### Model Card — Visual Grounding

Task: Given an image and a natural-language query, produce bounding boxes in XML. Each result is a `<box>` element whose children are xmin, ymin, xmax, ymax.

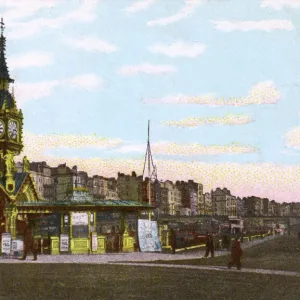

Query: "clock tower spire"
<box><xmin>0</xmin><ymin>18</ymin><xmax>14</xmax><ymax>91</ymax></box>
<box><xmin>0</xmin><ymin>18</ymin><xmax>24</xmax><ymax>194</ymax></box>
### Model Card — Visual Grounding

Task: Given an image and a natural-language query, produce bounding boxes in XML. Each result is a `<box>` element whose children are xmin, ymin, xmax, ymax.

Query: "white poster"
<box><xmin>91</xmin><ymin>233</ymin><xmax>98</xmax><ymax>251</ymax></box>
<box><xmin>72</xmin><ymin>213</ymin><xmax>88</xmax><ymax>225</ymax></box>
<box><xmin>1</xmin><ymin>233</ymin><xmax>11</xmax><ymax>254</ymax></box>
<box><xmin>60</xmin><ymin>234</ymin><xmax>69</xmax><ymax>252</ymax></box>
<box><xmin>138</xmin><ymin>220</ymin><xmax>162</xmax><ymax>252</ymax></box>
<box><xmin>12</xmin><ymin>239</ymin><xmax>24</xmax><ymax>251</ymax></box>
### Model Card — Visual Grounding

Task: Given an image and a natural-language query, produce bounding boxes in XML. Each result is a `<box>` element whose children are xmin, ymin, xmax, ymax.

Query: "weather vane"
<box><xmin>0</xmin><ymin>18</ymin><xmax>5</xmax><ymax>35</ymax></box>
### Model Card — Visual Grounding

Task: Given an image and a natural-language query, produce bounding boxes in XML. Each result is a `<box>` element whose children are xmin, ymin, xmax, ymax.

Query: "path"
<box><xmin>0</xmin><ymin>235</ymin><xmax>276</xmax><ymax>264</ymax></box>
<box><xmin>2</xmin><ymin>234</ymin><xmax>296</xmax><ymax>279</ymax></box>
<box><xmin>108</xmin><ymin>262</ymin><xmax>300</xmax><ymax>278</ymax></box>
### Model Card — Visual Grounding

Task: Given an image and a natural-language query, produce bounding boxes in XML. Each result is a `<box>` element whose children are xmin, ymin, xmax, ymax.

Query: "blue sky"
<box><xmin>1</xmin><ymin>0</ymin><xmax>300</xmax><ymax>202</ymax></box>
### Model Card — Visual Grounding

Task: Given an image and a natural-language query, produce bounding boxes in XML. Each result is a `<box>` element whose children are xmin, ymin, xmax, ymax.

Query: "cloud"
<box><xmin>65</xmin><ymin>36</ymin><xmax>117</xmax><ymax>53</ymax></box>
<box><xmin>115</xmin><ymin>141</ymin><xmax>258</xmax><ymax>156</ymax></box>
<box><xmin>161</xmin><ymin>114</ymin><xmax>253</xmax><ymax>127</ymax></box>
<box><xmin>285</xmin><ymin>127</ymin><xmax>300</xmax><ymax>149</ymax></box>
<box><xmin>5</xmin><ymin>0</ymin><xmax>100</xmax><ymax>39</ymax></box>
<box><xmin>15</xmin><ymin>80</ymin><xmax>60</xmax><ymax>107</ymax></box>
<box><xmin>8</xmin><ymin>51</ymin><xmax>53</xmax><ymax>70</ymax></box>
<box><xmin>144</xmin><ymin>81</ymin><xmax>280</xmax><ymax>106</ymax></box>
<box><xmin>147</xmin><ymin>0</ymin><xmax>201</xmax><ymax>27</ymax></box>
<box><xmin>261</xmin><ymin>0</ymin><xmax>300</xmax><ymax>10</ymax></box>
<box><xmin>124</xmin><ymin>0</ymin><xmax>156</xmax><ymax>13</ymax></box>
<box><xmin>152</xmin><ymin>141</ymin><xmax>258</xmax><ymax>156</ymax></box>
<box><xmin>1</xmin><ymin>0</ymin><xmax>58</xmax><ymax>22</ymax></box>
<box><xmin>211</xmin><ymin>20</ymin><xmax>294</xmax><ymax>32</ymax></box>
<box><xmin>19</xmin><ymin>132</ymin><xmax>123</xmax><ymax>160</ymax></box>
<box><xmin>148</xmin><ymin>41</ymin><xmax>206</xmax><ymax>58</ymax></box>
<box><xmin>117</xmin><ymin>64</ymin><xmax>177</xmax><ymax>75</ymax></box>
<box><xmin>62</xmin><ymin>74</ymin><xmax>104</xmax><ymax>90</ymax></box>
<box><xmin>15</xmin><ymin>73</ymin><xmax>104</xmax><ymax>106</ymax></box>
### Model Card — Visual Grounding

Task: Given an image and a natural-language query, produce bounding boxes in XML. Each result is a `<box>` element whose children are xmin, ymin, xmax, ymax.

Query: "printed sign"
<box><xmin>72</xmin><ymin>213</ymin><xmax>88</xmax><ymax>225</ymax></box>
<box><xmin>12</xmin><ymin>239</ymin><xmax>24</xmax><ymax>251</ymax></box>
<box><xmin>60</xmin><ymin>234</ymin><xmax>69</xmax><ymax>252</ymax></box>
<box><xmin>91</xmin><ymin>232</ymin><xmax>98</xmax><ymax>252</ymax></box>
<box><xmin>1</xmin><ymin>233</ymin><xmax>12</xmax><ymax>254</ymax></box>
<box><xmin>138</xmin><ymin>220</ymin><xmax>162</xmax><ymax>252</ymax></box>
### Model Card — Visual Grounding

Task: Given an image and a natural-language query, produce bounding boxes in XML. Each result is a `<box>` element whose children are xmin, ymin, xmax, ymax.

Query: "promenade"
<box><xmin>0</xmin><ymin>234</ymin><xmax>276</xmax><ymax>264</ymax></box>
<box><xmin>2</xmin><ymin>235</ymin><xmax>300</xmax><ymax>284</ymax></box>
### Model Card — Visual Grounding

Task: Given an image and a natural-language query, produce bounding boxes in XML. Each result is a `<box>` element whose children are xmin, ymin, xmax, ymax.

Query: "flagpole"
<box><xmin>148</xmin><ymin>120</ymin><xmax>151</xmax><ymax>221</ymax></box>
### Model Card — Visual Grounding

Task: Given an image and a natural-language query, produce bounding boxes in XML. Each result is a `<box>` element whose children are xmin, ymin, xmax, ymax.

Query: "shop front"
<box><xmin>14</xmin><ymin>200</ymin><xmax>153</xmax><ymax>255</ymax></box>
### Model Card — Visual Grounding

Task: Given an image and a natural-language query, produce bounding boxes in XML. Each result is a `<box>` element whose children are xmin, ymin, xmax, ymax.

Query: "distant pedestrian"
<box><xmin>169</xmin><ymin>229</ymin><xmax>177</xmax><ymax>254</ymax></box>
<box><xmin>19</xmin><ymin>224</ymin><xmax>38</xmax><ymax>261</ymax></box>
<box><xmin>204</xmin><ymin>233</ymin><xmax>214</xmax><ymax>258</ymax></box>
<box><xmin>298</xmin><ymin>232</ymin><xmax>300</xmax><ymax>241</ymax></box>
<box><xmin>228</xmin><ymin>237</ymin><xmax>243</xmax><ymax>270</ymax></box>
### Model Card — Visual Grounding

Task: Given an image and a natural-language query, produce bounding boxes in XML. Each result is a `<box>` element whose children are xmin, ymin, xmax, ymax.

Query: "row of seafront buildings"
<box><xmin>18</xmin><ymin>161</ymin><xmax>300</xmax><ymax>218</ymax></box>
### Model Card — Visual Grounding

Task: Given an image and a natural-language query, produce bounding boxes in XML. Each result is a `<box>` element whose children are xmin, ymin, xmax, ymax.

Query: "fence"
<box><xmin>160</xmin><ymin>230</ymin><xmax>273</xmax><ymax>252</ymax></box>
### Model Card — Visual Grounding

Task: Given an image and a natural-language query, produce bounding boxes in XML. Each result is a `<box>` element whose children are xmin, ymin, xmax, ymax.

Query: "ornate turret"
<box><xmin>0</xmin><ymin>18</ymin><xmax>14</xmax><ymax>87</ymax></box>
<box><xmin>0</xmin><ymin>19</ymin><xmax>24</xmax><ymax>194</ymax></box>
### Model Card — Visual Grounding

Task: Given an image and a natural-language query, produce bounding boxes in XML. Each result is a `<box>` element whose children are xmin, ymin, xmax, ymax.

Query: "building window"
<box><xmin>72</xmin><ymin>225</ymin><xmax>89</xmax><ymax>238</ymax></box>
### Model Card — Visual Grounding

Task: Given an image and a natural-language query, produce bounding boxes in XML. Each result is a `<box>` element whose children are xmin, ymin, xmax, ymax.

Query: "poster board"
<box><xmin>11</xmin><ymin>239</ymin><xmax>24</xmax><ymax>258</ymax></box>
<box><xmin>1</xmin><ymin>233</ymin><xmax>12</xmax><ymax>255</ymax></box>
<box><xmin>12</xmin><ymin>239</ymin><xmax>24</xmax><ymax>252</ymax></box>
<box><xmin>60</xmin><ymin>234</ymin><xmax>69</xmax><ymax>252</ymax></box>
<box><xmin>138</xmin><ymin>220</ymin><xmax>162</xmax><ymax>252</ymax></box>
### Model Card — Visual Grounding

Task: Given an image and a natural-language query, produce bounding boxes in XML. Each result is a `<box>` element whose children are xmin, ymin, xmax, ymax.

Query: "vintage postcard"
<box><xmin>0</xmin><ymin>1</ymin><xmax>300</xmax><ymax>299</ymax></box>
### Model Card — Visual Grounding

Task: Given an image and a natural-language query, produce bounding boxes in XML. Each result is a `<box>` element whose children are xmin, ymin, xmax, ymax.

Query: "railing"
<box><xmin>161</xmin><ymin>231</ymin><xmax>274</xmax><ymax>252</ymax></box>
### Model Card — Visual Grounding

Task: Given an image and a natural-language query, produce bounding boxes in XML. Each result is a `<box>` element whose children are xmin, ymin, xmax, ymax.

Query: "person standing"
<box><xmin>19</xmin><ymin>224</ymin><xmax>38</xmax><ymax>261</ymax></box>
<box><xmin>228</xmin><ymin>237</ymin><xmax>243</xmax><ymax>270</ymax></box>
<box><xmin>204</xmin><ymin>233</ymin><xmax>214</xmax><ymax>258</ymax></box>
<box><xmin>169</xmin><ymin>228</ymin><xmax>177</xmax><ymax>254</ymax></box>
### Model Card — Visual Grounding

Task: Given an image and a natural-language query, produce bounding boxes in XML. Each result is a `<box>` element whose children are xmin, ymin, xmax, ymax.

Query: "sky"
<box><xmin>1</xmin><ymin>0</ymin><xmax>300</xmax><ymax>202</ymax></box>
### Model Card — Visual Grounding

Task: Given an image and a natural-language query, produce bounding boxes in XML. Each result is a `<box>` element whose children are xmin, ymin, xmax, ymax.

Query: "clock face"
<box><xmin>8</xmin><ymin>120</ymin><xmax>18</xmax><ymax>139</ymax></box>
<box><xmin>0</xmin><ymin>120</ymin><xmax>4</xmax><ymax>137</ymax></box>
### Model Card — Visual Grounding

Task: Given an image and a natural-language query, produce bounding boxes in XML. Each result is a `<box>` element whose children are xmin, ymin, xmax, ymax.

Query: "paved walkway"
<box><xmin>0</xmin><ymin>251</ymin><xmax>209</xmax><ymax>264</ymax></box>
<box><xmin>0</xmin><ymin>235</ymin><xmax>275</xmax><ymax>264</ymax></box>
<box><xmin>0</xmin><ymin>236</ymin><xmax>274</xmax><ymax>264</ymax></box>
<box><xmin>1</xmin><ymin>235</ymin><xmax>298</xmax><ymax>277</ymax></box>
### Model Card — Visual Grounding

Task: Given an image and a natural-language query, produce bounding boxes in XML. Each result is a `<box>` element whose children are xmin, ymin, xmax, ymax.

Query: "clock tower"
<box><xmin>0</xmin><ymin>19</ymin><xmax>24</xmax><ymax>194</ymax></box>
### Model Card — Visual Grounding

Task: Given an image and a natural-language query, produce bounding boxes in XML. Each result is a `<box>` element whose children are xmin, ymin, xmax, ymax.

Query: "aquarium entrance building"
<box><xmin>15</xmin><ymin>196</ymin><xmax>153</xmax><ymax>254</ymax></box>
